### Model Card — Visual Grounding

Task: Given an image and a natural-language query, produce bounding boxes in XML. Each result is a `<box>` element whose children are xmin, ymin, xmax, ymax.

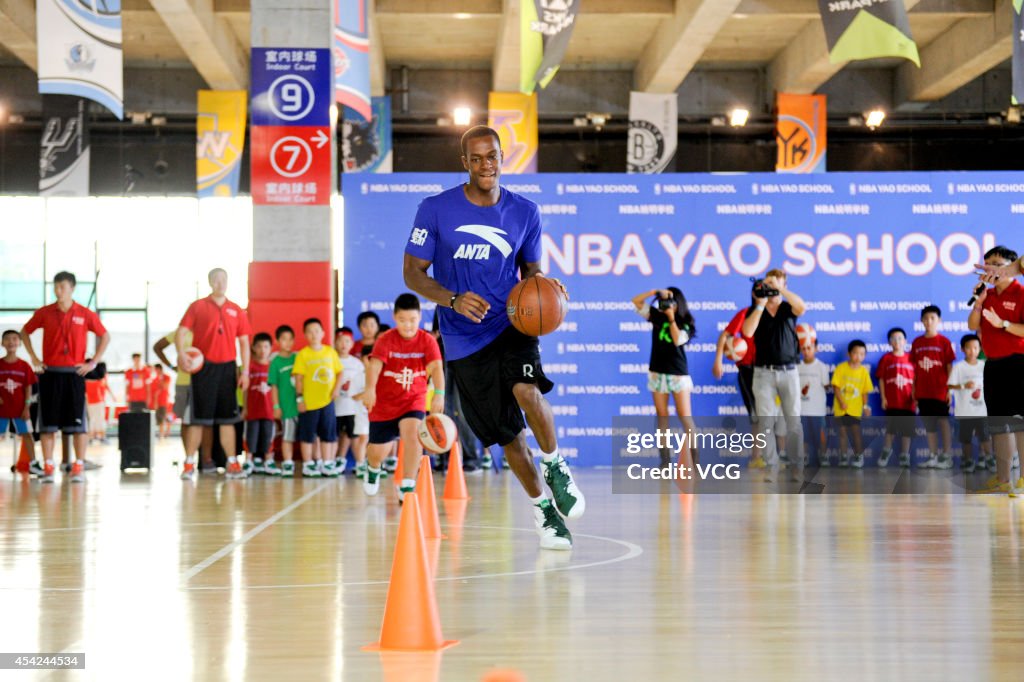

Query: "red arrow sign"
<box><xmin>251</xmin><ymin>125</ymin><xmax>332</xmax><ymax>205</ymax></box>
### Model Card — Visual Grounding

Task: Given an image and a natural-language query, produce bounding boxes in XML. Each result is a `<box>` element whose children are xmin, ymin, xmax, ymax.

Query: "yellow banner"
<box><xmin>487</xmin><ymin>92</ymin><xmax>538</xmax><ymax>174</ymax></box>
<box><xmin>776</xmin><ymin>93</ymin><xmax>827</xmax><ymax>174</ymax></box>
<box><xmin>197</xmin><ymin>90</ymin><xmax>247</xmax><ymax>197</ymax></box>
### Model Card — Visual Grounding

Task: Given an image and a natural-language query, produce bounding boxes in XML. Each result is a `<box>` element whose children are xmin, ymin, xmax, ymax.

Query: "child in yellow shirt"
<box><xmin>832</xmin><ymin>339</ymin><xmax>874</xmax><ymax>469</ymax></box>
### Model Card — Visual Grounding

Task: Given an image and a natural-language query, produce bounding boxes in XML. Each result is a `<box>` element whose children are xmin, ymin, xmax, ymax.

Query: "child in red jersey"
<box><xmin>910</xmin><ymin>305</ymin><xmax>956</xmax><ymax>469</ymax></box>
<box><xmin>150</xmin><ymin>364</ymin><xmax>173</xmax><ymax>438</ymax></box>
<box><xmin>360</xmin><ymin>294</ymin><xmax>444</xmax><ymax>502</ymax></box>
<box><xmin>0</xmin><ymin>330</ymin><xmax>37</xmax><ymax>470</ymax></box>
<box><xmin>877</xmin><ymin>327</ymin><xmax>916</xmax><ymax>468</ymax></box>
<box><xmin>243</xmin><ymin>333</ymin><xmax>276</xmax><ymax>476</ymax></box>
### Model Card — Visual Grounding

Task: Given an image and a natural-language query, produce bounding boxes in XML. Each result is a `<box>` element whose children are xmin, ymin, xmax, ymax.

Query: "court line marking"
<box><xmin>179</xmin><ymin>480</ymin><xmax>332</xmax><ymax>585</ymax></box>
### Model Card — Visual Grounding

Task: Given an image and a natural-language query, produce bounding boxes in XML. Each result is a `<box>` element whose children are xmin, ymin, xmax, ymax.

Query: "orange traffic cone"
<box><xmin>363</xmin><ymin>493</ymin><xmax>459</xmax><ymax>652</ymax></box>
<box><xmin>442</xmin><ymin>441</ymin><xmax>470</xmax><ymax>501</ymax></box>
<box><xmin>416</xmin><ymin>455</ymin><xmax>444</xmax><ymax>540</ymax></box>
<box><xmin>15</xmin><ymin>437</ymin><xmax>33</xmax><ymax>474</ymax></box>
<box><xmin>394</xmin><ymin>439</ymin><xmax>405</xmax><ymax>485</ymax></box>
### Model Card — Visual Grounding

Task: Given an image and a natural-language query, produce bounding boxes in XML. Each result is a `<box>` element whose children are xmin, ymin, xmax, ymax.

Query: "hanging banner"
<box><xmin>334</xmin><ymin>0</ymin><xmax>372</xmax><ymax>122</ymax></box>
<box><xmin>196</xmin><ymin>90</ymin><xmax>247</xmax><ymax>198</ymax></box>
<box><xmin>39</xmin><ymin>95</ymin><xmax>90</xmax><ymax>197</ymax></box>
<box><xmin>817</xmin><ymin>0</ymin><xmax>919</xmax><ymax>66</ymax></box>
<box><xmin>487</xmin><ymin>92</ymin><xmax>539</xmax><ymax>174</ymax></box>
<box><xmin>342</xmin><ymin>96</ymin><xmax>392</xmax><ymax>174</ymax></box>
<box><xmin>776</xmin><ymin>93</ymin><xmax>827</xmax><ymax>174</ymax></box>
<box><xmin>627</xmin><ymin>92</ymin><xmax>677</xmax><ymax>174</ymax></box>
<box><xmin>1014</xmin><ymin>0</ymin><xmax>1023</xmax><ymax>104</ymax></box>
<box><xmin>251</xmin><ymin>48</ymin><xmax>333</xmax><ymax>206</ymax></box>
<box><xmin>36</xmin><ymin>0</ymin><xmax>124</xmax><ymax>119</ymax></box>
<box><xmin>520</xmin><ymin>0</ymin><xmax>578</xmax><ymax>94</ymax></box>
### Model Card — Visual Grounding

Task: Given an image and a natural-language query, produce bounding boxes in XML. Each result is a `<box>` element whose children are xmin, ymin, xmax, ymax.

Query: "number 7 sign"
<box><xmin>251</xmin><ymin>126</ymin><xmax>332</xmax><ymax>205</ymax></box>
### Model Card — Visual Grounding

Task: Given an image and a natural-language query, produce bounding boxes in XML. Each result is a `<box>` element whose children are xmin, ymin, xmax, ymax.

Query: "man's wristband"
<box><xmin>434</xmin><ymin>389</ymin><xmax>445</xmax><ymax>397</ymax></box>
<box><xmin>296</xmin><ymin>396</ymin><xmax>304</xmax><ymax>402</ymax></box>
<box><xmin>449</xmin><ymin>293</ymin><xmax>459</xmax><ymax>309</ymax></box>
<box><xmin>754</xmin><ymin>305</ymin><xmax>765</xmax><ymax>312</ymax></box>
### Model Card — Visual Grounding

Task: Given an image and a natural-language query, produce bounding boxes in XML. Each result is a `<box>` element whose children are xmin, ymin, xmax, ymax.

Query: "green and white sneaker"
<box><xmin>383</xmin><ymin>456</ymin><xmax>398</xmax><ymax>474</ymax></box>
<box><xmin>839</xmin><ymin>452</ymin><xmax>850</xmax><ymax>468</ymax></box>
<box><xmin>355</xmin><ymin>461</ymin><xmax>367</xmax><ymax>480</ymax></box>
<box><xmin>963</xmin><ymin>458</ymin><xmax>977</xmax><ymax>474</ymax></box>
<box><xmin>534</xmin><ymin>499</ymin><xmax>572</xmax><ymax>550</ymax></box>
<box><xmin>397</xmin><ymin>483</ymin><xmax>415</xmax><ymax>505</ymax></box>
<box><xmin>878</xmin><ymin>448</ymin><xmax>892</xmax><ymax>468</ymax></box>
<box><xmin>851</xmin><ymin>452</ymin><xmax>865</xmax><ymax>469</ymax></box>
<box><xmin>363</xmin><ymin>467</ymin><xmax>381</xmax><ymax>496</ymax></box>
<box><xmin>481</xmin><ymin>451</ymin><xmax>493</xmax><ymax>470</ymax></box>
<box><xmin>542</xmin><ymin>455</ymin><xmax>585</xmax><ymax>519</ymax></box>
<box><xmin>252</xmin><ymin>458</ymin><xmax>265</xmax><ymax>475</ymax></box>
<box><xmin>302</xmin><ymin>461</ymin><xmax>321</xmax><ymax>478</ymax></box>
<box><xmin>322</xmin><ymin>460</ymin><xmax>340</xmax><ymax>478</ymax></box>
<box><xmin>281</xmin><ymin>461</ymin><xmax>295</xmax><ymax>478</ymax></box>
<box><xmin>241</xmin><ymin>459</ymin><xmax>254</xmax><ymax>478</ymax></box>
<box><xmin>934</xmin><ymin>453</ymin><xmax>953</xmax><ymax>470</ymax></box>
<box><xmin>899</xmin><ymin>453</ymin><xmax>911</xmax><ymax>468</ymax></box>
<box><xmin>263</xmin><ymin>460</ymin><xmax>282</xmax><ymax>476</ymax></box>
<box><xmin>985</xmin><ymin>456</ymin><xmax>997</xmax><ymax>471</ymax></box>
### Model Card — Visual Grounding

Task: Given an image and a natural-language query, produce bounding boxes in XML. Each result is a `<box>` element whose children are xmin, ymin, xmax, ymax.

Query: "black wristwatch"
<box><xmin>449</xmin><ymin>293</ymin><xmax>459</xmax><ymax>309</ymax></box>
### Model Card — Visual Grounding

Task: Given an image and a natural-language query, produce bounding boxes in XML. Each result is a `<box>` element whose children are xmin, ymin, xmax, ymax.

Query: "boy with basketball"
<box><xmin>244</xmin><ymin>332</ymin><xmax>276</xmax><ymax>476</ymax></box>
<box><xmin>403</xmin><ymin>125</ymin><xmax>583</xmax><ymax>550</ymax></box>
<box><xmin>360</xmin><ymin>294</ymin><xmax>444</xmax><ymax>500</ymax></box>
<box><xmin>832</xmin><ymin>340</ymin><xmax>874</xmax><ymax>468</ymax></box>
<box><xmin>947</xmin><ymin>334</ymin><xmax>992</xmax><ymax>473</ymax></box>
<box><xmin>268</xmin><ymin>325</ymin><xmax>297</xmax><ymax>477</ymax></box>
<box><xmin>877</xmin><ymin>327</ymin><xmax>916</xmax><ymax>468</ymax></box>
<box><xmin>293</xmin><ymin>318</ymin><xmax>342</xmax><ymax>478</ymax></box>
<box><xmin>911</xmin><ymin>305</ymin><xmax>956</xmax><ymax>469</ymax></box>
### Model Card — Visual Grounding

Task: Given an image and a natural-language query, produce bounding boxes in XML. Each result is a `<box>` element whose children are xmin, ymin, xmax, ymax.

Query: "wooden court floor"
<box><xmin>2</xmin><ymin>440</ymin><xmax>1024</xmax><ymax>681</ymax></box>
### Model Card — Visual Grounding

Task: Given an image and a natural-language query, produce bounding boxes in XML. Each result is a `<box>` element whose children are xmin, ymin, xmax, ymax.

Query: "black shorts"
<box><xmin>448</xmin><ymin>326</ymin><xmax>553</xmax><ymax>448</ymax></box>
<box><xmin>957</xmin><ymin>417</ymin><xmax>990</xmax><ymax>444</ymax></box>
<box><xmin>838</xmin><ymin>415</ymin><xmax>861</xmax><ymax>428</ymax></box>
<box><xmin>369</xmin><ymin>410</ymin><xmax>425</xmax><ymax>445</ymax></box>
<box><xmin>337</xmin><ymin>415</ymin><xmax>355</xmax><ymax>438</ymax></box>
<box><xmin>885</xmin><ymin>409</ymin><xmax>916</xmax><ymax>440</ymax></box>
<box><xmin>37</xmin><ymin>368</ymin><xmax>87</xmax><ymax>433</ymax></box>
<box><xmin>737</xmin><ymin>364</ymin><xmax>756</xmax><ymax>419</ymax></box>
<box><xmin>984</xmin><ymin>355</ymin><xmax>1024</xmax><ymax>433</ymax></box>
<box><xmin>191</xmin><ymin>361</ymin><xmax>241</xmax><ymax>426</ymax></box>
<box><xmin>917</xmin><ymin>398</ymin><xmax>950</xmax><ymax>433</ymax></box>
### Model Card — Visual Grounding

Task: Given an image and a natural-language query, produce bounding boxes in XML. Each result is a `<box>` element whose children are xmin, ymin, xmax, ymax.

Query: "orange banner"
<box><xmin>776</xmin><ymin>93</ymin><xmax>826</xmax><ymax>173</ymax></box>
<box><xmin>487</xmin><ymin>92</ymin><xmax>538</xmax><ymax>174</ymax></box>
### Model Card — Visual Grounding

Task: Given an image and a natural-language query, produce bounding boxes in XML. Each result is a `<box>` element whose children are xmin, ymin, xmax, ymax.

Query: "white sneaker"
<box><xmin>302</xmin><ymin>461</ymin><xmax>321</xmax><ymax>478</ymax></box>
<box><xmin>533</xmin><ymin>499</ymin><xmax>572</xmax><ymax>550</ymax></box>
<box><xmin>877</xmin><ymin>448</ymin><xmax>892</xmax><ymax>468</ymax></box>
<box><xmin>922</xmin><ymin>454</ymin><xmax>939</xmax><ymax>469</ymax></box>
<box><xmin>934</xmin><ymin>453</ymin><xmax>953</xmax><ymax>470</ymax></box>
<box><xmin>362</xmin><ymin>467</ymin><xmax>381</xmax><ymax>495</ymax></box>
<box><xmin>839</xmin><ymin>452</ymin><xmax>851</xmax><ymax>468</ymax></box>
<box><xmin>899</xmin><ymin>453</ymin><xmax>911</xmax><ymax>467</ymax></box>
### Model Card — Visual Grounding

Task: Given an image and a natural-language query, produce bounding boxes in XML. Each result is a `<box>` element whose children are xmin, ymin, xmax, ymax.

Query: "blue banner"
<box><xmin>334</xmin><ymin>0</ymin><xmax>372</xmax><ymax>122</ymax></box>
<box><xmin>344</xmin><ymin>172</ymin><xmax>1024</xmax><ymax>466</ymax></box>
<box><xmin>251</xmin><ymin>48</ymin><xmax>332</xmax><ymax>127</ymax></box>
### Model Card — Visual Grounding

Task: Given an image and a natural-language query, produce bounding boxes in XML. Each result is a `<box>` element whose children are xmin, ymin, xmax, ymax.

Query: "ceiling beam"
<box><xmin>149</xmin><ymin>0</ymin><xmax>248</xmax><ymax>90</ymax></box>
<box><xmin>374</xmin><ymin>0</ymin><xmax>672</xmax><ymax>14</ymax></box>
<box><xmin>634</xmin><ymin>0</ymin><xmax>745</xmax><ymax>93</ymax></box>
<box><xmin>0</xmin><ymin>0</ymin><xmax>37</xmax><ymax>70</ymax></box>
<box><xmin>369</xmin><ymin>0</ymin><xmax>386</xmax><ymax>97</ymax></box>
<box><xmin>767</xmin><ymin>0</ymin><xmax>923</xmax><ymax>95</ymax></box>
<box><xmin>896</xmin><ymin>0</ymin><xmax>1013</xmax><ymax>104</ymax></box>
<box><xmin>491</xmin><ymin>0</ymin><xmax>518</xmax><ymax>91</ymax></box>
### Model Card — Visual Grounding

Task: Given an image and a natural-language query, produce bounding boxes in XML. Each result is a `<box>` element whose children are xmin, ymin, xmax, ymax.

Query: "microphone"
<box><xmin>967</xmin><ymin>283</ymin><xmax>985</xmax><ymax>307</ymax></box>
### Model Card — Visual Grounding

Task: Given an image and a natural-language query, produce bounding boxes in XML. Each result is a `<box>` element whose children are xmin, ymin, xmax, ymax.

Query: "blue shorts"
<box><xmin>0</xmin><ymin>418</ymin><xmax>30</xmax><ymax>435</ymax></box>
<box><xmin>369</xmin><ymin>411</ymin><xmax>426</xmax><ymax>445</ymax></box>
<box><xmin>298</xmin><ymin>403</ymin><xmax>337</xmax><ymax>444</ymax></box>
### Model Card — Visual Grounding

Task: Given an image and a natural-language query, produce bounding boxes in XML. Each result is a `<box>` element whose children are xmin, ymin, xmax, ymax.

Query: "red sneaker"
<box><xmin>70</xmin><ymin>461</ymin><xmax>85</xmax><ymax>483</ymax></box>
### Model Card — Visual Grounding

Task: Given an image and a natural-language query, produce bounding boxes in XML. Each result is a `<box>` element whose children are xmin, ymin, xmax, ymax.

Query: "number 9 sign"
<box><xmin>269</xmin><ymin>75</ymin><xmax>316</xmax><ymax>122</ymax></box>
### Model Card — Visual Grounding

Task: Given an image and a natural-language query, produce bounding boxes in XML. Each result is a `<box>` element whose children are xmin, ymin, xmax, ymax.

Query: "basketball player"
<box><xmin>402</xmin><ymin>125</ymin><xmax>584</xmax><ymax>550</ymax></box>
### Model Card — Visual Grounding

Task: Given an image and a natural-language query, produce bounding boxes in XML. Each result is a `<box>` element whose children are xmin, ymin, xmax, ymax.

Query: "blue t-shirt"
<box><xmin>405</xmin><ymin>185</ymin><xmax>542</xmax><ymax>361</ymax></box>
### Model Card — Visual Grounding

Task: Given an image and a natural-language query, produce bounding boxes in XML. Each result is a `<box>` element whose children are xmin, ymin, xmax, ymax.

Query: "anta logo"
<box><xmin>454</xmin><ymin>225</ymin><xmax>513</xmax><ymax>260</ymax></box>
<box><xmin>1004</xmin><ymin>301</ymin><xmax>1017</xmax><ymax>311</ymax></box>
<box><xmin>918</xmin><ymin>356</ymin><xmax>941</xmax><ymax>372</ymax></box>
<box><xmin>225</xmin><ymin>308</ymin><xmax>237</xmax><ymax>317</ymax></box>
<box><xmin>72</xmin><ymin>316</ymin><xmax>84</xmax><ymax>325</ymax></box>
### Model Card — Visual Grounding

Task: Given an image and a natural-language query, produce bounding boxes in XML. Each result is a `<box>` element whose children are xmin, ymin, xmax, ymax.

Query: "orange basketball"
<box><xmin>506</xmin><ymin>276</ymin><xmax>567</xmax><ymax>337</ymax></box>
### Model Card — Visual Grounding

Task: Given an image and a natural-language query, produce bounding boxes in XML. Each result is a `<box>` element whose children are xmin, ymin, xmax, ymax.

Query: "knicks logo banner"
<box><xmin>488</xmin><ymin>92</ymin><xmax>538</xmax><ymax>174</ymax></box>
<box><xmin>776</xmin><ymin>93</ymin><xmax>826</xmax><ymax>174</ymax></box>
<box><xmin>197</xmin><ymin>90</ymin><xmax>247</xmax><ymax>198</ymax></box>
<box><xmin>36</xmin><ymin>0</ymin><xmax>124</xmax><ymax>118</ymax></box>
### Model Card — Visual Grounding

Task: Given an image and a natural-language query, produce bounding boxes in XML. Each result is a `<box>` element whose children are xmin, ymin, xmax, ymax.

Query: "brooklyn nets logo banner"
<box><xmin>520</xmin><ymin>0</ymin><xmax>578</xmax><ymax>94</ymax></box>
<box><xmin>817</xmin><ymin>0</ymin><xmax>920</xmax><ymax>66</ymax></box>
<box><xmin>40</xmin><ymin>95</ymin><xmax>90</xmax><ymax>197</ymax></box>
<box><xmin>36</xmin><ymin>0</ymin><xmax>124</xmax><ymax>119</ymax></box>
<box><xmin>627</xmin><ymin>92</ymin><xmax>677</xmax><ymax>174</ymax></box>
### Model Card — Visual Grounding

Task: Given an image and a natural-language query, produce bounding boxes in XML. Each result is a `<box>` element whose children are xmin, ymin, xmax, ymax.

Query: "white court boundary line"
<box><xmin>179</xmin><ymin>480</ymin><xmax>332</xmax><ymax>584</ymax></box>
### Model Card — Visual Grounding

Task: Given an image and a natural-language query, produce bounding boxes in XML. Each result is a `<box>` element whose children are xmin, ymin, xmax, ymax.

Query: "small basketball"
<box><xmin>506</xmin><ymin>276</ymin><xmax>568</xmax><ymax>337</ymax></box>
<box><xmin>796</xmin><ymin>322</ymin><xmax>817</xmax><ymax>349</ymax></box>
<box><xmin>418</xmin><ymin>413</ymin><xmax>458</xmax><ymax>454</ymax></box>
<box><xmin>183</xmin><ymin>346</ymin><xmax>205</xmax><ymax>374</ymax></box>
<box><xmin>726</xmin><ymin>336</ymin><xmax>748</xmax><ymax>362</ymax></box>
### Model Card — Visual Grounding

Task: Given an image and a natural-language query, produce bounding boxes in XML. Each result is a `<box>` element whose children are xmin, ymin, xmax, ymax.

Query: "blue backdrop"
<box><xmin>343</xmin><ymin>171</ymin><xmax>1024</xmax><ymax>466</ymax></box>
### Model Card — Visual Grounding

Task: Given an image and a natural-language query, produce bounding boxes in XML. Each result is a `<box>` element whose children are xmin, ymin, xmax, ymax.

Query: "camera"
<box><xmin>751</xmin><ymin>278</ymin><xmax>779</xmax><ymax>299</ymax></box>
<box><xmin>657</xmin><ymin>297</ymin><xmax>675</xmax><ymax>311</ymax></box>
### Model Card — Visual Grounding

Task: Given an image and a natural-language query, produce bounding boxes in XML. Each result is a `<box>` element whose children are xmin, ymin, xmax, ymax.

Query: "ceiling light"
<box><xmin>453</xmin><ymin>106</ymin><xmax>472</xmax><ymax>126</ymax></box>
<box><xmin>1007</xmin><ymin>106</ymin><xmax>1021</xmax><ymax>124</ymax></box>
<box><xmin>710</xmin><ymin>115</ymin><xmax>727</xmax><ymax>127</ymax></box>
<box><xmin>729</xmin><ymin>108</ymin><xmax>749</xmax><ymax>127</ymax></box>
<box><xmin>453</xmin><ymin>12</ymin><xmax>472</xmax><ymax>19</ymax></box>
<box><xmin>865</xmin><ymin>109</ymin><xmax>886</xmax><ymax>130</ymax></box>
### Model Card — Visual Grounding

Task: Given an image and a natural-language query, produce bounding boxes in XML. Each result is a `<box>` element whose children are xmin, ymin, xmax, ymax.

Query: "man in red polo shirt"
<box><xmin>21</xmin><ymin>271</ymin><xmax>111</xmax><ymax>483</ymax></box>
<box><xmin>175</xmin><ymin>268</ymin><xmax>252</xmax><ymax>479</ymax></box>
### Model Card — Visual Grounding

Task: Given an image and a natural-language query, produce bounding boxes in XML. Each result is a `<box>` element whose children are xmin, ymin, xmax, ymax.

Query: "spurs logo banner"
<box><xmin>342</xmin><ymin>96</ymin><xmax>393</xmax><ymax>173</ymax></box>
<box><xmin>627</xmin><ymin>92</ymin><xmax>677</xmax><ymax>174</ymax></box>
<box><xmin>817</xmin><ymin>0</ymin><xmax>920</xmax><ymax>66</ymax></box>
<box><xmin>520</xmin><ymin>0</ymin><xmax>578</xmax><ymax>94</ymax></box>
<box><xmin>40</xmin><ymin>95</ymin><xmax>90</xmax><ymax>197</ymax></box>
<box><xmin>487</xmin><ymin>92</ymin><xmax>539</xmax><ymax>174</ymax></box>
<box><xmin>776</xmin><ymin>93</ymin><xmax>827</xmax><ymax>174</ymax></box>
<box><xmin>1014</xmin><ymin>0</ymin><xmax>1023</xmax><ymax>104</ymax></box>
<box><xmin>196</xmin><ymin>90</ymin><xmax>247</xmax><ymax>198</ymax></box>
<box><xmin>334</xmin><ymin>0</ymin><xmax>372</xmax><ymax>122</ymax></box>
<box><xmin>36</xmin><ymin>0</ymin><xmax>124</xmax><ymax>119</ymax></box>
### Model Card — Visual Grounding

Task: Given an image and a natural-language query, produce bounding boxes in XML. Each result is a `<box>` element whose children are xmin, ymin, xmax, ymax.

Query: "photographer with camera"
<box><xmin>740</xmin><ymin>269</ymin><xmax>807</xmax><ymax>482</ymax></box>
<box><xmin>631</xmin><ymin>287</ymin><xmax>697</xmax><ymax>469</ymax></box>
